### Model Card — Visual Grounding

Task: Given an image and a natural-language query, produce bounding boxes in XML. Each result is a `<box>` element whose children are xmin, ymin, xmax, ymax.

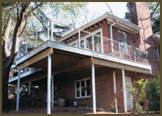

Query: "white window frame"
<box><xmin>75</xmin><ymin>78</ymin><xmax>91</xmax><ymax>99</ymax></box>
<box><xmin>69</xmin><ymin>28</ymin><xmax>103</xmax><ymax>53</ymax></box>
<box><xmin>118</xmin><ymin>30</ymin><xmax>128</xmax><ymax>54</ymax></box>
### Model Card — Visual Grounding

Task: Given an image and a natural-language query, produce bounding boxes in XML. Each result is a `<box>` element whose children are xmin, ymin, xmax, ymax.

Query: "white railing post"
<box><xmin>92</xmin><ymin>33</ymin><xmax>94</xmax><ymax>51</ymax></box>
<box><xmin>101</xmin><ymin>31</ymin><xmax>104</xmax><ymax>53</ymax></box>
<box><xmin>134</xmin><ymin>50</ymin><xmax>136</xmax><ymax>62</ymax></box>
<box><xmin>35</xmin><ymin>31</ymin><xmax>37</xmax><ymax>47</ymax></box>
<box><xmin>51</xmin><ymin>20</ymin><xmax>53</xmax><ymax>40</ymax></box>
<box><xmin>119</xmin><ymin>43</ymin><xmax>121</xmax><ymax>58</ymax></box>
<box><xmin>78</xmin><ymin>29</ymin><xmax>80</xmax><ymax>47</ymax></box>
<box><xmin>48</xmin><ymin>21</ymin><xmax>50</xmax><ymax>40</ymax></box>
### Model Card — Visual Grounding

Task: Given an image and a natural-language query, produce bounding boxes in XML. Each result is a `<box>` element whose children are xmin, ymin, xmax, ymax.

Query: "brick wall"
<box><xmin>129</xmin><ymin>2</ymin><xmax>159</xmax><ymax>75</ymax></box>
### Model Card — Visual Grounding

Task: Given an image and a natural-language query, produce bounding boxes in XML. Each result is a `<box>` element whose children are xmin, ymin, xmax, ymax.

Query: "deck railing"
<box><xmin>11</xmin><ymin>20</ymin><xmax>149</xmax><ymax>79</ymax></box>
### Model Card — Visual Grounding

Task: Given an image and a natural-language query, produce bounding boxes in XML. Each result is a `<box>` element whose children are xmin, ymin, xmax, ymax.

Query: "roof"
<box><xmin>57</xmin><ymin>12</ymin><xmax>141</xmax><ymax>43</ymax></box>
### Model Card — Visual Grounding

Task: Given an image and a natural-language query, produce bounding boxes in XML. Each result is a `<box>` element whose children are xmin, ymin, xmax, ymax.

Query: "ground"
<box><xmin>3</xmin><ymin>101</ymin><xmax>131</xmax><ymax>114</ymax></box>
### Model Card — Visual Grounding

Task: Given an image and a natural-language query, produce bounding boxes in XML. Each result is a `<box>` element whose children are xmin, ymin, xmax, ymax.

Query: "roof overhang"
<box><xmin>57</xmin><ymin>12</ymin><xmax>141</xmax><ymax>43</ymax></box>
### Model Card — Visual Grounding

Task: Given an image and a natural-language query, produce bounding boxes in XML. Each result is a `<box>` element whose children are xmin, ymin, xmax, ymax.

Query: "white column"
<box><xmin>47</xmin><ymin>55</ymin><xmax>52</xmax><ymax>114</ymax></box>
<box><xmin>28</xmin><ymin>82</ymin><xmax>31</xmax><ymax>96</ymax></box>
<box><xmin>92</xmin><ymin>63</ymin><xmax>96</xmax><ymax>114</ymax></box>
<box><xmin>51</xmin><ymin>75</ymin><xmax>54</xmax><ymax>107</ymax></box>
<box><xmin>113</xmin><ymin>71</ymin><xmax>118</xmax><ymax>113</ymax></box>
<box><xmin>78</xmin><ymin>29</ymin><xmax>80</xmax><ymax>47</ymax></box>
<box><xmin>16</xmin><ymin>71</ymin><xmax>20</xmax><ymax>111</ymax></box>
<box><xmin>122</xmin><ymin>69</ymin><xmax>127</xmax><ymax>113</ymax></box>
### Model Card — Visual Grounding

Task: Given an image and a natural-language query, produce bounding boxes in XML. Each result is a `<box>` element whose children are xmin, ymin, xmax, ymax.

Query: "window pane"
<box><xmin>80</xmin><ymin>40</ymin><xmax>84</xmax><ymax>48</ymax></box>
<box><xmin>72</xmin><ymin>43</ymin><xmax>76</xmax><ymax>47</ymax></box>
<box><xmin>94</xmin><ymin>32</ymin><xmax>101</xmax><ymax>52</ymax></box>
<box><xmin>86</xmin><ymin>36</ymin><xmax>92</xmax><ymax>50</ymax></box>
<box><xmin>81</xmin><ymin>81</ymin><xmax>85</xmax><ymax>96</ymax></box>
<box><xmin>118</xmin><ymin>32</ymin><xmax>127</xmax><ymax>53</ymax></box>
<box><xmin>86</xmin><ymin>79</ymin><xmax>91</xmax><ymax>96</ymax></box>
<box><xmin>76</xmin><ymin>82</ymin><xmax>80</xmax><ymax>97</ymax></box>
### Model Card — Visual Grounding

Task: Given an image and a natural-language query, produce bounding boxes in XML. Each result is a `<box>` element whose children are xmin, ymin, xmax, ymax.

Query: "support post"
<box><xmin>92</xmin><ymin>34</ymin><xmax>94</xmax><ymax>51</ymax></box>
<box><xmin>122</xmin><ymin>69</ymin><xmax>127</xmax><ymax>113</ymax></box>
<box><xmin>134</xmin><ymin>50</ymin><xmax>136</xmax><ymax>62</ymax></box>
<box><xmin>78</xmin><ymin>29</ymin><xmax>80</xmax><ymax>47</ymax></box>
<box><xmin>47</xmin><ymin>55</ymin><xmax>52</xmax><ymax>114</ymax></box>
<box><xmin>51</xmin><ymin>75</ymin><xmax>54</xmax><ymax>107</ymax></box>
<box><xmin>16</xmin><ymin>71</ymin><xmax>20</xmax><ymax>111</ymax></box>
<box><xmin>28</xmin><ymin>82</ymin><xmax>31</xmax><ymax>96</ymax></box>
<box><xmin>92</xmin><ymin>63</ymin><xmax>96</xmax><ymax>114</ymax></box>
<box><xmin>35</xmin><ymin>31</ymin><xmax>37</xmax><ymax>47</ymax></box>
<box><xmin>113</xmin><ymin>71</ymin><xmax>118</xmax><ymax>113</ymax></box>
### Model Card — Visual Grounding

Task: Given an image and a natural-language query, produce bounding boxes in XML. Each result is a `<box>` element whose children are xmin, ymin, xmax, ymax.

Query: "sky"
<box><xmin>75</xmin><ymin>2</ymin><xmax>128</xmax><ymax>28</ymax></box>
<box><xmin>87</xmin><ymin>2</ymin><xmax>127</xmax><ymax>19</ymax></box>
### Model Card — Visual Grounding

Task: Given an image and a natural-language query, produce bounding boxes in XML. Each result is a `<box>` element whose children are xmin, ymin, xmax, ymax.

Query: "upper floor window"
<box><xmin>118</xmin><ymin>31</ymin><xmax>127</xmax><ymax>53</ymax></box>
<box><xmin>69</xmin><ymin>29</ymin><xmax>102</xmax><ymax>53</ymax></box>
<box><xmin>75</xmin><ymin>78</ymin><xmax>91</xmax><ymax>99</ymax></box>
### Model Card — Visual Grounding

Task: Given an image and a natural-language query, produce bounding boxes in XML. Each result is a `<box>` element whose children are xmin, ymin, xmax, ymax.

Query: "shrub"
<box><xmin>146</xmin><ymin>73</ymin><xmax>160</xmax><ymax>114</ymax></box>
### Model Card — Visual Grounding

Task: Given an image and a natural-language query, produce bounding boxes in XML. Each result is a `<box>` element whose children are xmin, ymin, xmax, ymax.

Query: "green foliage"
<box><xmin>146</xmin><ymin>73</ymin><xmax>160</xmax><ymax>113</ymax></box>
<box><xmin>126</xmin><ymin>79</ymin><xmax>148</xmax><ymax>113</ymax></box>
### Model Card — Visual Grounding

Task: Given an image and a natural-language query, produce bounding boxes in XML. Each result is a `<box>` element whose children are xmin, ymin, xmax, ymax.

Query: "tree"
<box><xmin>146</xmin><ymin>73</ymin><xmax>160</xmax><ymax>114</ymax></box>
<box><xmin>124</xmin><ymin>2</ymin><xmax>160</xmax><ymax>34</ymax></box>
<box><xmin>2</xmin><ymin>2</ymin><xmax>87</xmax><ymax>110</ymax></box>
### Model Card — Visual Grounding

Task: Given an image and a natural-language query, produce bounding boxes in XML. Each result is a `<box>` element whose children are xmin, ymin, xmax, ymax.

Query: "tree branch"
<box><xmin>2</xmin><ymin>2</ymin><xmax>19</xmax><ymax>11</ymax></box>
<box><xmin>18</xmin><ymin>2</ymin><xmax>44</xmax><ymax>37</ymax></box>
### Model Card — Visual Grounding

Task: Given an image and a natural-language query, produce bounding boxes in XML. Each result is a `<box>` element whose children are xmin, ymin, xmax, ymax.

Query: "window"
<box><xmin>94</xmin><ymin>32</ymin><xmax>101</xmax><ymax>52</ymax></box>
<box><xmin>86</xmin><ymin>36</ymin><xmax>92</xmax><ymax>50</ymax></box>
<box><xmin>69</xmin><ymin>28</ymin><xmax>103</xmax><ymax>53</ymax></box>
<box><xmin>154</xmin><ymin>46</ymin><xmax>160</xmax><ymax>61</ymax></box>
<box><xmin>118</xmin><ymin>31</ymin><xmax>127</xmax><ymax>53</ymax></box>
<box><xmin>75</xmin><ymin>78</ymin><xmax>91</xmax><ymax>99</ymax></box>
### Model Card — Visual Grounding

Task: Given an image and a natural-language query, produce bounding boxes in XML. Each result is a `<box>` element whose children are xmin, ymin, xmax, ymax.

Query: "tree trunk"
<box><xmin>2</xmin><ymin>57</ymin><xmax>11</xmax><ymax>108</ymax></box>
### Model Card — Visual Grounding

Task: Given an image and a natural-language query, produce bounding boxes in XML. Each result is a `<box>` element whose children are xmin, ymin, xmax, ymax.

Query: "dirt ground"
<box><xmin>3</xmin><ymin>101</ymin><xmax>133</xmax><ymax>114</ymax></box>
<box><xmin>2</xmin><ymin>101</ymin><xmax>121</xmax><ymax>114</ymax></box>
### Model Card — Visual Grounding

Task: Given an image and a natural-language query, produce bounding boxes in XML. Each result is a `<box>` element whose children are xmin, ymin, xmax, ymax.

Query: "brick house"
<box><xmin>8</xmin><ymin>2</ymin><xmax>159</xmax><ymax>114</ymax></box>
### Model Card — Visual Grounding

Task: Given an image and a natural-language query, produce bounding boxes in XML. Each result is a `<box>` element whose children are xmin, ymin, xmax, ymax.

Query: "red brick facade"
<box><xmin>38</xmin><ymin>2</ymin><xmax>159</xmax><ymax>113</ymax></box>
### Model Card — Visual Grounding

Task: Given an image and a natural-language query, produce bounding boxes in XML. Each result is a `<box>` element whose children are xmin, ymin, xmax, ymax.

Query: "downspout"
<box><xmin>110</xmin><ymin>19</ymin><xmax>119</xmax><ymax>52</ymax></box>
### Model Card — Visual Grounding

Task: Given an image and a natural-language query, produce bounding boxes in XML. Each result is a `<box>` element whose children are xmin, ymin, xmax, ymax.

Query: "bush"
<box><xmin>146</xmin><ymin>73</ymin><xmax>160</xmax><ymax>113</ymax></box>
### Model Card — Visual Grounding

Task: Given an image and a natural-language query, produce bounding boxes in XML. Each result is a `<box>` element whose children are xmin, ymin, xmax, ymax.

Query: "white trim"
<box><xmin>75</xmin><ymin>78</ymin><xmax>91</xmax><ymax>99</ymax></box>
<box><xmin>122</xmin><ymin>69</ymin><xmax>127</xmax><ymax>113</ymax></box>
<box><xmin>113</xmin><ymin>71</ymin><xmax>118</xmax><ymax>113</ymax></box>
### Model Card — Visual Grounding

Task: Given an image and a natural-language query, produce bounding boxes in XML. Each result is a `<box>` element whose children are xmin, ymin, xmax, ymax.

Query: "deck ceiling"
<box><xmin>11</xmin><ymin>48</ymin><xmax>116</xmax><ymax>85</ymax></box>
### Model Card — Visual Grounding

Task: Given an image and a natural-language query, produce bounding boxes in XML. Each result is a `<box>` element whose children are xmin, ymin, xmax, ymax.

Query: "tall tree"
<box><xmin>2</xmin><ymin>2</ymin><xmax>87</xmax><ymax>109</ymax></box>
